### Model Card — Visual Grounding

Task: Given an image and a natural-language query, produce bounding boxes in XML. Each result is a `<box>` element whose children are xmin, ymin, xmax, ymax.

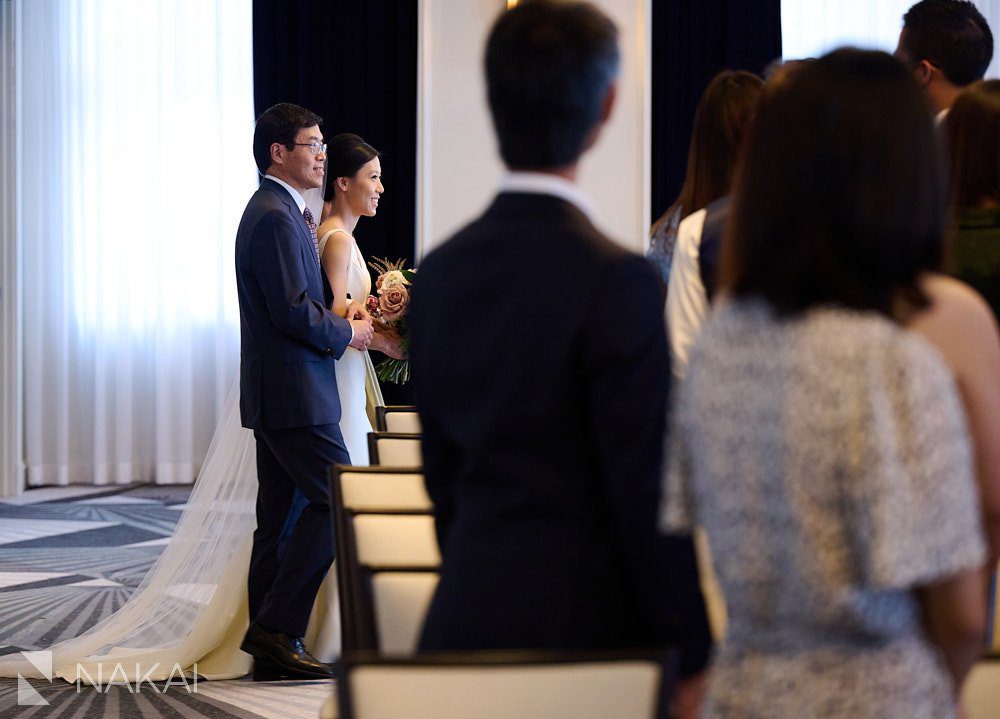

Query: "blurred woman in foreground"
<box><xmin>663</xmin><ymin>49</ymin><xmax>998</xmax><ymax>717</ymax></box>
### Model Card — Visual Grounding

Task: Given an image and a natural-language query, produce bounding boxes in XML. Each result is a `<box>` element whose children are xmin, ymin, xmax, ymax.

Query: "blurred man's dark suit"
<box><xmin>411</xmin><ymin>184</ymin><xmax>712</xmax><ymax>676</ymax></box>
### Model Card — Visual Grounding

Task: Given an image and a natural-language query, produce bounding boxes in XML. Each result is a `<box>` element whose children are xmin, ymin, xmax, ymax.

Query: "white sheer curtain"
<box><xmin>18</xmin><ymin>0</ymin><xmax>255</xmax><ymax>486</ymax></box>
<box><xmin>782</xmin><ymin>0</ymin><xmax>1000</xmax><ymax>79</ymax></box>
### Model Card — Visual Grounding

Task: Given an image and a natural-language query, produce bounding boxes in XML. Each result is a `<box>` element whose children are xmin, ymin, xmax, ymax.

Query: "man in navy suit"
<box><xmin>234</xmin><ymin>103</ymin><xmax>373</xmax><ymax>678</ymax></box>
<box><xmin>411</xmin><ymin>3</ymin><xmax>711</xmax><ymax>715</ymax></box>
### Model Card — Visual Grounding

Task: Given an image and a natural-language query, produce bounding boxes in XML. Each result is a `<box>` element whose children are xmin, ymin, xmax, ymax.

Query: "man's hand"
<box><xmin>346</xmin><ymin>299</ymin><xmax>371</xmax><ymax>322</ymax></box>
<box><xmin>349</xmin><ymin>316</ymin><xmax>374</xmax><ymax>350</ymax></box>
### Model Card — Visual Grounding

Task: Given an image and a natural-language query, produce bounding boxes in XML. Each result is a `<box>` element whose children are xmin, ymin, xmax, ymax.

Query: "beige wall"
<box><xmin>417</xmin><ymin>0</ymin><xmax>651</xmax><ymax>257</ymax></box>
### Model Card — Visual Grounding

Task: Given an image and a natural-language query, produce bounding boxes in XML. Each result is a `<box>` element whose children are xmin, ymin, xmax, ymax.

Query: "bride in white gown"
<box><xmin>0</xmin><ymin>134</ymin><xmax>395</xmax><ymax>683</ymax></box>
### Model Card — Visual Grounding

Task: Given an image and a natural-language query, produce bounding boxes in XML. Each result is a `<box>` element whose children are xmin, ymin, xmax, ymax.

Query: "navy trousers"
<box><xmin>249</xmin><ymin>423</ymin><xmax>349</xmax><ymax>637</ymax></box>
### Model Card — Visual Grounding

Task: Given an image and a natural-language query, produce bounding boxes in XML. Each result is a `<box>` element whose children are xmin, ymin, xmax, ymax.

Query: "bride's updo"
<box><xmin>324</xmin><ymin>133</ymin><xmax>381</xmax><ymax>202</ymax></box>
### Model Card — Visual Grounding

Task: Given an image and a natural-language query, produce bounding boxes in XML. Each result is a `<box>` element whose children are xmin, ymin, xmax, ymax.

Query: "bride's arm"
<box><xmin>319</xmin><ymin>230</ymin><xmax>353</xmax><ymax>319</ymax></box>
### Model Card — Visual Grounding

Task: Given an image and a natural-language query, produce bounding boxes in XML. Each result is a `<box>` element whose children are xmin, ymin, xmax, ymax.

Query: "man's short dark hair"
<box><xmin>485</xmin><ymin>0</ymin><xmax>619</xmax><ymax>170</ymax></box>
<box><xmin>252</xmin><ymin>103</ymin><xmax>323</xmax><ymax>176</ymax></box>
<box><xmin>722</xmin><ymin>49</ymin><xmax>947</xmax><ymax>317</ymax></box>
<box><xmin>901</xmin><ymin>0</ymin><xmax>993</xmax><ymax>86</ymax></box>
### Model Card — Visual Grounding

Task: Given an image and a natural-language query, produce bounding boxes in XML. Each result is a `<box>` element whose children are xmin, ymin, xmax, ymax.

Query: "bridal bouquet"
<box><xmin>366</xmin><ymin>257</ymin><xmax>416</xmax><ymax>384</ymax></box>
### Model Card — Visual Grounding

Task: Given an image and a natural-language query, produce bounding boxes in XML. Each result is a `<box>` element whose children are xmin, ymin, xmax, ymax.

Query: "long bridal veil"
<box><xmin>0</xmin><ymin>378</ymin><xmax>341</xmax><ymax>682</ymax></box>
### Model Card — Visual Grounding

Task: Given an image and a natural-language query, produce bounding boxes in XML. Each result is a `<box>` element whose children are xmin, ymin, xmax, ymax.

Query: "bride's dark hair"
<box><xmin>324</xmin><ymin>133</ymin><xmax>380</xmax><ymax>202</ymax></box>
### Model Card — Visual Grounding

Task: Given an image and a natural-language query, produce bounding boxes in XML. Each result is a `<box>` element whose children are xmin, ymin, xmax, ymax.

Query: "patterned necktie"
<box><xmin>302</xmin><ymin>207</ymin><xmax>320</xmax><ymax>262</ymax></box>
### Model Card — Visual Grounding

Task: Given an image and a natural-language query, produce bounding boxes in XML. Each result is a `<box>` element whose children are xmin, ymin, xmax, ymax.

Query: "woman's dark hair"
<box><xmin>946</xmin><ymin>79</ymin><xmax>1000</xmax><ymax>210</ymax></box>
<box><xmin>323</xmin><ymin>133</ymin><xmax>380</xmax><ymax>202</ymax></box>
<box><xmin>651</xmin><ymin>70</ymin><xmax>762</xmax><ymax>235</ymax></box>
<box><xmin>252</xmin><ymin>103</ymin><xmax>323</xmax><ymax>176</ymax></box>
<box><xmin>721</xmin><ymin>48</ymin><xmax>947</xmax><ymax>317</ymax></box>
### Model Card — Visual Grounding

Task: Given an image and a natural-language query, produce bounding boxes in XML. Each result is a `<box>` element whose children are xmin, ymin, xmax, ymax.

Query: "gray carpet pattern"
<box><xmin>0</xmin><ymin>485</ymin><xmax>331</xmax><ymax>718</ymax></box>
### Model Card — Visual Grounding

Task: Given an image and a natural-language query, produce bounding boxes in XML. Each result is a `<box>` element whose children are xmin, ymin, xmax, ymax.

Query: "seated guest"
<box><xmin>412</xmin><ymin>2</ymin><xmax>712</xmax><ymax>716</ymax></box>
<box><xmin>944</xmin><ymin>80</ymin><xmax>1000</xmax><ymax>323</ymax></box>
<box><xmin>663</xmin><ymin>49</ymin><xmax>992</xmax><ymax>718</ymax></box>
<box><xmin>647</xmin><ymin>70</ymin><xmax>761</xmax><ymax>295</ymax></box>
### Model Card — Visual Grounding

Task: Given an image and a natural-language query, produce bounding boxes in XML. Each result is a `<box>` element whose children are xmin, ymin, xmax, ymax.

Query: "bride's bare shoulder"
<box><xmin>317</xmin><ymin>222</ymin><xmax>352</xmax><ymax>244</ymax></box>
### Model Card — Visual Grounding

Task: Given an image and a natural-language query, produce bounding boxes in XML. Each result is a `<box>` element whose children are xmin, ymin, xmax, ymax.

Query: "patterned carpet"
<box><xmin>0</xmin><ymin>485</ymin><xmax>332</xmax><ymax>719</ymax></box>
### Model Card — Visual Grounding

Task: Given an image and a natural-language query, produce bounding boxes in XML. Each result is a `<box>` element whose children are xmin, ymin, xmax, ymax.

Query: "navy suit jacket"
<box><xmin>235</xmin><ymin>178</ymin><xmax>353</xmax><ymax>430</ymax></box>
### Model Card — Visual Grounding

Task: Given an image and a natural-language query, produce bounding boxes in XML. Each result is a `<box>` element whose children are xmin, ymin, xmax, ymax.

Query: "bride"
<box><xmin>0</xmin><ymin>133</ymin><xmax>397</xmax><ymax>684</ymax></box>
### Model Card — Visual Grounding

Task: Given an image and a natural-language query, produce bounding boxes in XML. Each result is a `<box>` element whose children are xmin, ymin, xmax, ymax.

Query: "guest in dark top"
<box><xmin>646</xmin><ymin>70</ymin><xmax>761</xmax><ymax>292</ymax></box>
<box><xmin>945</xmin><ymin>79</ymin><xmax>1000</xmax><ymax>321</ymax></box>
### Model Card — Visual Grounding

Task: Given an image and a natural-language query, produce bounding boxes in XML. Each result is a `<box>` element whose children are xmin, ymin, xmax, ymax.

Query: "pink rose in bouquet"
<box><xmin>366</xmin><ymin>257</ymin><xmax>417</xmax><ymax>384</ymax></box>
<box><xmin>378</xmin><ymin>284</ymin><xmax>410</xmax><ymax>321</ymax></box>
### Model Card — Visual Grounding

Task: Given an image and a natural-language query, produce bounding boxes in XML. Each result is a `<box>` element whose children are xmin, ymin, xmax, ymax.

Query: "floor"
<box><xmin>0</xmin><ymin>485</ymin><xmax>331</xmax><ymax>719</ymax></box>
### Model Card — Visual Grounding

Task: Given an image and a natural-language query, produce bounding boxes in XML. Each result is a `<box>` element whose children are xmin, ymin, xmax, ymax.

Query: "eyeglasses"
<box><xmin>292</xmin><ymin>141</ymin><xmax>327</xmax><ymax>155</ymax></box>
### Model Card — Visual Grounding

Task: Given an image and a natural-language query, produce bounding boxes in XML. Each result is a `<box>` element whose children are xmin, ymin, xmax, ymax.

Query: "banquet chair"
<box><xmin>375</xmin><ymin>405</ymin><xmax>422</xmax><ymax>434</ymax></box>
<box><xmin>336</xmin><ymin>651</ymin><xmax>675</xmax><ymax>719</ymax></box>
<box><xmin>337</xmin><ymin>466</ymin><xmax>432</xmax><ymax>513</ymax></box>
<box><xmin>367</xmin><ymin>432</ymin><xmax>422</xmax><ymax>467</ymax></box>
<box><xmin>369</xmin><ymin>571</ymin><xmax>440</xmax><ymax>655</ymax></box>
<box><xmin>331</xmin><ymin>465</ymin><xmax>440</xmax><ymax>655</ymax></box>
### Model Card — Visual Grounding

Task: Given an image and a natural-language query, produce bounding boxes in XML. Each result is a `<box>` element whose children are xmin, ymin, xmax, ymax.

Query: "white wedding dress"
<box><xmin>0</xmin><ymin>234</ymin><xmax>376</xmax><ymax>683</ymax></box>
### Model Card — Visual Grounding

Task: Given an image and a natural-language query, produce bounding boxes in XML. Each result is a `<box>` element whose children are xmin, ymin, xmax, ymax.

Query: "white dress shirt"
<box><xmin>264</xmin><ymin>174</ymin><xmax>307</xmax><ymax>213</ymax></box>
<box><xmin>498</xmin><ymin>171</ymin><xmax>598</xmax><ymax>220</ymax></box>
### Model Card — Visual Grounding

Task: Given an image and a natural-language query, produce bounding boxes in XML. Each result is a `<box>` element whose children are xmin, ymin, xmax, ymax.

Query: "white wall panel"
<box><xmin>418</xmin><ymin>0</ymin><xmax>651</xmax><ymax>257</ymax></box>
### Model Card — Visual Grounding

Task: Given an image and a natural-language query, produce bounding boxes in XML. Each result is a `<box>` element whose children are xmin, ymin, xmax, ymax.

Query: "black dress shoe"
<box><xmin>251</xmin><ymin>656</ymin><xmax>286</xmax><ymax>682</ymax></box>
<box><xmin>241</xmin><ymin>622</ymin><xmax>334</xmax><ymax>679</ymax></box>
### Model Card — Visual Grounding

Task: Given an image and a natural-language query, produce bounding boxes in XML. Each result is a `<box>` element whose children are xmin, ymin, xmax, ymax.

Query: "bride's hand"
<box><xmin>345</xmin><ymin>299</ymin><xmax>371</xmax><ymax>322</ymax></box>
<box><xmin>370</xmin><ymin>322</ymin><xmax>406</xmax><ymax>359</ymax></box>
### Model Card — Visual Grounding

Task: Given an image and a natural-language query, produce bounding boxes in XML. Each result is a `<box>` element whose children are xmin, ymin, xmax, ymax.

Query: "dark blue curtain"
<box><xmin>253</xmin><ymin>0</ymin><xmax>417</xmax><ymax>272</ymax></box>
<box><xmin>651</xmin><ymin>0</ymin><xmax>782</xmax><ymax>224</ymax></box>
<box><xmin>253</xmin><ymin>0</ymin><xmax>417</xmax><ymax>402</ymax></box>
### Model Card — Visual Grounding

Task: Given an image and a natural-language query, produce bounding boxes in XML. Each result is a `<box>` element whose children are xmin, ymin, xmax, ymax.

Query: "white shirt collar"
<box><xmin>935</xmin><ymin>107</ymin><xmax>949</xmax><ymax>126</ymax></box>
<box><xmin>498</xmin><ymin>171</ymin><xmax>597</xmax><ymax>220</ymax></box>
<box><xmin>264</xmin><ymin>174</ymin><xmax>307</xmax><ymax>213</ymax></box>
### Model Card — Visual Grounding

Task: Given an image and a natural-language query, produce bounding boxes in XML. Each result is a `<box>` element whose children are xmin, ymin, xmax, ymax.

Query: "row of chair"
<box><xmin>325</xmin><ymin>406</ymin><xmax>675</xmax><ymax>719</ymax></box>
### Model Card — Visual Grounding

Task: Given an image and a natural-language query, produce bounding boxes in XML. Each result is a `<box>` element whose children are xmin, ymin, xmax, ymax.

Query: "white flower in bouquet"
<box><xmin>377</xmin><ymin>269</ymin><xmax>410</xmax><ymax>291</ymax></box>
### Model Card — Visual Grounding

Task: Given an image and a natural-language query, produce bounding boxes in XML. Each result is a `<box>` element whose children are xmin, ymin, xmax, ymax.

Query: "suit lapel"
<box><xmin>260</xmin><ymin>179</ymin><xmax>322</xmax><ymax>284</ymax></box>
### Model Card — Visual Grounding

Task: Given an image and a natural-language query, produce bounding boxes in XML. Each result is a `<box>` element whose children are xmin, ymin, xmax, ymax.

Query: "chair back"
<box><xmin>353</xmin><ymin>514</ymin><xmax>441</xmax><ymax>568</ymax></box>
<box><xmin>337</xmin><ymin>653</ymin><xmax>671</xmax><ymax>719</ymax></box>
<box><xmin>375</xmin><ymin>405</ymin><xmax>422</xmax><ymax>434</ymax></box>
<box><xmin>340</xmin><ymin>469</ymin><xmax>432</xmax><ymax>513</ymax></box>
<box><xmin>368</xmin><ymin>432</ymin><xmax>422</xmax><ymax>467</ymax></box>
<box><xmin>331</xmin><ymin>465</ymin><xmax>439</xmax><ymax>656</ymax></box>
<box><xmin>371</xmin><ymin>571</ymin><xmax>440</xmax><ymax>655</ymax></box>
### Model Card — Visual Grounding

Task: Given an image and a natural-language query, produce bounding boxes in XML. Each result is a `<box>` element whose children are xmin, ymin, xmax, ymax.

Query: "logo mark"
<box><xmin>18</xmin><ymin>651</ymin><xmax>52</xmax><ymax>706</ymax></box>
